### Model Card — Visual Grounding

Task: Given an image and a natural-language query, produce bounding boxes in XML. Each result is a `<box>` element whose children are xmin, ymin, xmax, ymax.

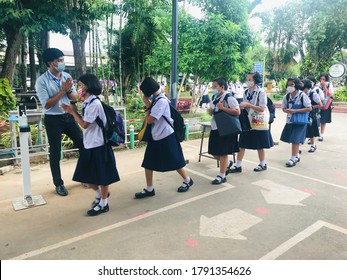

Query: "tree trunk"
<box><xmin>35</xmin><ymin>30</ymin><xmax>49</xmax><ymax>75</ymax></box>
<box><xmin>28</xmin><ymin>34</ymin><xmax>37</xmax><ymax>90</ymax></box>
<box><xmin>71</xmin><ymin>32</ymin><xmax>87</xmax><ymax>79</ymax></box>
<box><xmin>19</xmin><ymin>38</ymin><xmax>28</xmax><ymax>91</ymax></box>
<box><xmin>0</xmin><ymin>27</ymin><xmax>24</xmax><ymax>85</ymax></box>
<box><xmin>177</xmin><ymin>73</ymin><xmax>187</xmax><ymax>100</ymax></box>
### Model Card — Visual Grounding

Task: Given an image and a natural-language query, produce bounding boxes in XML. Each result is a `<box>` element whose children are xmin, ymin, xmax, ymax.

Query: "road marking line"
<box><xmin>245</xmin><ymin>159</ymin><xmax>347</xmax><ymax>191</ymax></box>
<box><xmin>182</xmin><ymin>142</ymin><xmax>347</xmax><ymax>191</ymax></box>
<box><xmin>259</xmin><ymin>220</ymin><xmax>347</xmax><ymax>260</ymax></box>
<box><xmin>10</xmin><ymin>169</ymin><xmax>235</xmax><ymax>260</ymax></box>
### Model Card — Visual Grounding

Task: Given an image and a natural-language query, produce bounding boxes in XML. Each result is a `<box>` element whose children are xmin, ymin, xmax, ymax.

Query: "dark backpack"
<box><xmin>88</xmin><ymin>97</ymin><xmax>125</xmax><ymax>146</ymax></box>
<box><xmin>267</xmin><ymin>96</ymin><xmax>276</xmax><ymax>124</ymax></box>
<box><xmin>155</xmin><ymin>97</ymin><xmax>185</xmax><ymax>142</ymax></box>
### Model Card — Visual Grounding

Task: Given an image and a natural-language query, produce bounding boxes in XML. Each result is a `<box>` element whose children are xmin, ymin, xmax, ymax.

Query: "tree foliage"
<box><xmin>257</xmin><ymin>0</ymin><xmax>347</xmax><ymax>79</ymax></box>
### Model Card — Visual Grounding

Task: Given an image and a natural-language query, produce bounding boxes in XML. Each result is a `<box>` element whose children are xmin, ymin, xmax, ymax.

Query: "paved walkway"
<box><xmin>0</xmin><ymin>110</ymin><xmax>347</xmax><ymax>261</ymax></box>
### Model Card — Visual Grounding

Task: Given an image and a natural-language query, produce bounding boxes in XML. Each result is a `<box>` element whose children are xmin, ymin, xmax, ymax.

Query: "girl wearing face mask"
<box><xmin>208</xmin><ymin>77</ymin><xmax>240</xmax><ymax>184</ymax></box>
<box><xmin>280</xmin><ymin>77</ymin><xmax>312</xmax><ymax>167</ymax></box>
<box><xmin>61</xmin><ymin>73</ymin><xmax>120</xmax><ymax>216</ymax></box>
<box><xmin>318</xmin><ymin>72</ymin><xmax>335</xmax><ymax>141</ymax></box>
<box><xmin>302</xmin><ymin>79</ymin><xmax>322</xmax><ymax>153</ymax></box>
<box><xmin>228</xmin><ymin>72</ymin><xmax>274</xmax><ymax>174</ymax></box>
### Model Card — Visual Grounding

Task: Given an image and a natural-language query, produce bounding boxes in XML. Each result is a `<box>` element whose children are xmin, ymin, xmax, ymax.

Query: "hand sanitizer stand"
<box><xmin>12</xmin><ymin>106</ymin><xmax>46</xmax><ymax>211</ymax></box>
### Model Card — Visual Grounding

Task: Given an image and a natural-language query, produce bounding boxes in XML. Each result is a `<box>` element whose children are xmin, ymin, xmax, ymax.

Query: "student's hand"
<box><xmin>62</xmin><ymin>78</ymin><xmax>73</xmax><ymax>92</ymax></box>
<box><xmin>239</xmin><ymin>102</ymin><xmax>248</xmax><ymax>109</ymax></box>
<box><xmin>216</xmin><ymin>101</ymin><xmax>224</xmax><ymax>110</ymax></box>
<box><xmin>61</xmin><ymin>103</ymin><xmax>76</xmax><ymax>114</ymax></box>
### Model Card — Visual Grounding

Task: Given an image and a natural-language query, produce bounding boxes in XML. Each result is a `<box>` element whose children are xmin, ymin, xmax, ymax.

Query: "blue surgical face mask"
<box><xmin>212</xmin><ymin>89</ymin><xmax>218</xmax><ymax>95</ymax></box>
<box><xmin>56</xmin><ymin>62</ymin><xmax>65</xmax><ymax>72</ymax></box>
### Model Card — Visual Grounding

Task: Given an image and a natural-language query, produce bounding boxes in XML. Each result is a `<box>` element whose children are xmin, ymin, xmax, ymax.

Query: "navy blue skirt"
<box><xmin>73</xmin><ymin>144</ymin><xmax>120</xmax><ymax>186</ymax></box>
<box><xmin>142</xmin><ymin>133</ymin><xmax>186</xmax><ymax>172</ymax></box>
<box><xmin>202</xmin><ymin>95</ymin><xmax>210</xmax><ymax>103</ymax></box>
<box><xmin>238</xmin><ymin>130</ymin><xmax>274</xmax><ymax>150</ymax></box>
<box><xmin>306</xmin><ymin>119</ymin><xmax>320</xmax><ymax>138</ymax></box>
<box><xmin>208</xmin><ymin>129</ymin><xmax>239</xmax><ymax>156</ymax></box>
<box><xmin>280</xmin><ymin>123</ymin><xmax>307</xmax><ymax>144</ymax></box>
<box><xmin>320</xmin><ymin>107</ymin><xmax>332</xmax><ymax>123</ymax></box>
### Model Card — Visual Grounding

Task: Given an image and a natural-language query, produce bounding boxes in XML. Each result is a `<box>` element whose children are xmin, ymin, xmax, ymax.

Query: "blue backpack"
<box><xmin>88</xmin><ymin>97</ymin><xmax>125</xmax><ymax>146</ymax></box>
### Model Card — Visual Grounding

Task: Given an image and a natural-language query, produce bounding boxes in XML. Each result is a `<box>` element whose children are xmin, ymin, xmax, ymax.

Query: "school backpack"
<box><xmin>155</xmin><ymin>97</ymin><xmax>185</xmax><ymax>142</ymax></box>
<box><xmin>245</xmin><ymin>89</ymin><xmax>276</xmax><ymax>124</ymax></box>
<box><xmin>88</xmin><ymin>97</ymin><xmax>125</xmax><ymax>146</ymax></box>
<box><xmin>267</xmin><ymin>96</ymin><xmax>276</xmax><ymax>124</ymax></box>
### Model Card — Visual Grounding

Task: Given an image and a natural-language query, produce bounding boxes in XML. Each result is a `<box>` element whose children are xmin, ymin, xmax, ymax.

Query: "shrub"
<box><xmin>333</xmin><ymin>86</ymin><xmax>347</xmax><ymax>102</ymax></box>
<box><xmin>0</xmin><ymin>78</ymin><xmax>16</xmax><ymax>115</ymax></box>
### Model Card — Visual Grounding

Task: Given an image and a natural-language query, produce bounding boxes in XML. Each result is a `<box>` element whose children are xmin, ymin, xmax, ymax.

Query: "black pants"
<box><xmin>44</xmin><ymin>114</ymin><xmax>83</xmax><ymax>187</ymax></box>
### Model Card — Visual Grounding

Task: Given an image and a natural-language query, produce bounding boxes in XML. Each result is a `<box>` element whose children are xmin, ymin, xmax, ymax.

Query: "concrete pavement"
<box><xmin>0</xmin><ymin>110</ymin><xmax>346</xmax><ymax>260</ymax></box>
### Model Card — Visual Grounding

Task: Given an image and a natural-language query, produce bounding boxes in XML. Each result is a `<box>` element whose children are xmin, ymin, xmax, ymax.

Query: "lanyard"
<box><xmin>47</xmin><ymin>71</ymin><xmax>63</xmax><ymax>90</ymax></box>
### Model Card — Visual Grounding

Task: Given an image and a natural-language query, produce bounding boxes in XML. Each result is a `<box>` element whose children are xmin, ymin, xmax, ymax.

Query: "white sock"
<box><xmin>320</xmin><ymin>134</ymin><xmax>324</xmax><ymax>137</ymax></box>
<box><xmin>260</xmin><ymin>161</ymin><xmax>266</xmax><ymax>166</ymax></box>
<box><xmin>99</xmin><ymin>198</ymin><xmax>108</xmax><ymax>207</ymax></box>
<box><xmin>95</xmin><ymin>189</ymin><xmax>101</xmax><ymax>199</ymax></box>
<box><xmin>184</xmin><ymin>177</ymin><xmax>191</xmax><ymax>184</ymax></box>
<box><xmin>218</xmin><ymin>173</ymin><xmax>225</xmax><ymax>178</ymax></box>
<box><xmin>291</xmin><ymin>156</ymin><xmax>297</xmax><ymax>161</ymax></box>
<box><xmin>235</xmin><ymin>160</ymin><xmax>242</xmax><ymax>167</ymax></box>
<box><xmin>146</xmin><ymin>186</ymin><xmax>154</xmax><ymax>192</ymax></box>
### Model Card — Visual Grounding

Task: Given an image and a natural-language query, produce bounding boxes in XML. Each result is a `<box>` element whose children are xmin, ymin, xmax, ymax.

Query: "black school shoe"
<box><xmin>55</xmin><ymin>185</ymin><xmax>68</xmax><ymax>196</ymax></box>
<box><xmin>91</xmin><ymin>192</ymin><xmax>110</xmax><ymax>208</ymax></box>
<box><xmin>211</xmin><ymin>175</ymin><xmax>226</xmax><ymax>185</ymax></box>
<box><xmin>254</xmin><ymin>164</ymin><xmax>267</xmax><ymax>172</ymax></box>
<box><xmin>87</xmin><ymin>204</ymin><xmax>109</xmax><ymax>216</ymax></box>
<box><xmin>135</xmin><ymin>188</ymin><xmax>155</xmax><ymax>199</ymax></box>
<box><xmin>226</xmin><ymin>166</ymin><xmax>242</xmax><ymax>174</ymax></box>
<box><xmin>177</xmin><ymin>178</ymin><xmax>194</xmax><ymax>192</ymax></box>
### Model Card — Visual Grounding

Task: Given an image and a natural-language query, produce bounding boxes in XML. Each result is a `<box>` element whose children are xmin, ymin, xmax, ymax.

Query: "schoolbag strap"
<box><xmin>212</xmin><ymin>93</ymin><xmax>231</xmax><ymax>114</ymax></box>
<box><xmin>88</xmin><ymin>97</ymin><xmax>107</xmax><ymax>145</ymax></box>
<box><xmin>253</xmin><ymin>87</ymin><xmax>261</xmax><ymax>106</ymax></box>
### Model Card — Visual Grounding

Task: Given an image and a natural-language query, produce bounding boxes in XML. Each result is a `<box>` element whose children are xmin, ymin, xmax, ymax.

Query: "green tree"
<box><xmin>257</xmin><ymin>0</ymin><xmax>347</xmax><ymax>78</ymax></box>
<box><xmin>110</xmin><ymin>0</ymin><xmax>170</xmax><ymax>91</ymax></box>
<box><xmin>303</xmin><ymin>0</ymin><xmax>347</xmax><ymax>75</ymax></box>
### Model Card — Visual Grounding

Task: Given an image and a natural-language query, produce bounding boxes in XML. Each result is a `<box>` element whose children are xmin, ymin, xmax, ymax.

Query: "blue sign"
<box><xmin>254</xmin><ymin>62</ymin><xmax>263</xmax><ymax>75</ymax></box>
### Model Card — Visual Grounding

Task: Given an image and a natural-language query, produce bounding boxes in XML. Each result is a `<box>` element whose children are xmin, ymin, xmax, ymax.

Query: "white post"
<box><xmin>12</xmin><ymin>108</ymin><xmax>46</xmax><ymax>211</ymax></box>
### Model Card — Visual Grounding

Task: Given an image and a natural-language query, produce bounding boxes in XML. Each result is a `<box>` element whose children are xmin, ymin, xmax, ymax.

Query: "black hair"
<box><xmin>248</xmin><ymin>71</ymin><xmax>262</xmax><ymax>84</ymax></box>
<box><xmin>212</xmin><ymin>77</ymin><xmax>228</xmax><ymax>91</ymax></box>
<box><xmin>42</xmin><ymin>48</ymin><xmax>64</xmax><ymax>67</ymax></box>
<box><xmin>302</xmin><ymin>79</ymin><xmax>312</xmax><ymax>90</ymax></box>
<box><xmin>307</xmin><ymin>75</ymin><xmax>316</xmax><ymax>85</ymax></box>
<box><xmin>78</xmin><ymin>73</ymin><xmax>102</xmax><ymax>96</ymax></box>
<box><xmin>140</xmin><ymin>77</ymin><xmax>160</xmax><ymax>97</ymax></box>
<box><xmin>319</xmin><ymin>72</ymin><xmax>330</xmax><ymax>82</ymax></box>
<box><xmin>286</xmin><ymin>77</ymin><xmax>302</xmax><ymax>90</ymax></box>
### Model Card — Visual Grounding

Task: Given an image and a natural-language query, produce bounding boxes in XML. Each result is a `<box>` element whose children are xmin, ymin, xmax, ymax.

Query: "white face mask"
<box><xmin>246</xmin><ymin>81</ymin><xmax>255</xmax><ymax>88</ymax></box>
<box><xmin>287</xmin><ymin>86</ymin><xmax>296</xmax><ymax>93</ymax></box>
<box><xmin>212</xmin><ymin>89</ymin><xmax>219</xmax><ymax>95</ymax></box>
<box><xmin>55</xmin><ymin>62</ymin><xmax>65</xmax><ymax>72</ymax></box>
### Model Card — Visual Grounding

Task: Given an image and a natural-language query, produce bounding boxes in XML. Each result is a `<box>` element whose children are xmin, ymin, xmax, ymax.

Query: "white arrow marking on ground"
<box><xmin>200</xmin><ymin>209</ymin><xmax>262</xmax><ymax>240</ymax></box>
<box><xmin>259</xmin><ymin>220</ymin><xmax>347</xmax><ymax>260</ymax></box>
<box><xmin>252</xmin><ymin>179</ymin><xmax>311</xmax><ymax>206</ymax></box>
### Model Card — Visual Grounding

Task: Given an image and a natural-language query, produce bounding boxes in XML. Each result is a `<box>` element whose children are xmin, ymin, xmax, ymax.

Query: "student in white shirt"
<box><xmin>134</xmin><ymin>77</ymin><xmax>193</xmax><ymax>199</ymax></box>
<box><xmin>317</xmin><ymin>73</ymin><xmax>335</xmax><ymax>141</ymax></box>
<box><xmin>62</xmin><ymin>74</ymin><xmax>120</xmax><ymax>216</ymax></box>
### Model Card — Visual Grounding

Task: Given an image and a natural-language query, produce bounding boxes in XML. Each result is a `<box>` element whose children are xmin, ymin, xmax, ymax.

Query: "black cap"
<box><xmin>42</xmin><ymin>48</ymin><xmax>64</xmax><ymax>67</ymax></box>
<box><xmin>140</xmin><ymin>77</ymin><xmax>160</xmax><ymax>97</ymax></box>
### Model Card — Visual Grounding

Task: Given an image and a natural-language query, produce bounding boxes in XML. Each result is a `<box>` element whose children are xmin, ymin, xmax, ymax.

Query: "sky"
<box><xmin>51</xmin><ymin>0</ymin><xmax>289</xmax><ymax>53</ymax></box>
